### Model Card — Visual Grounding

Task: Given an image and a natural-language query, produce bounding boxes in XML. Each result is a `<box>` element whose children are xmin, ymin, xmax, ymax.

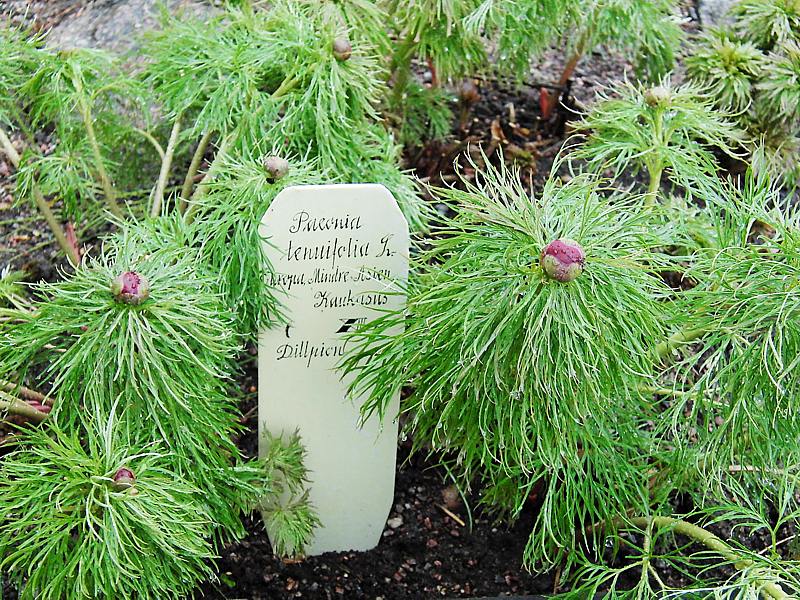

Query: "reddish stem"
<box><xmin>427</xmin><ymin>57</ymin><xmax>439</xmax><ymax>88</ymax></box>
<box><xmin>65</xmin><ymin>222</ymin><xmax>82</xmax><ymax>263</ymax></box>
<box><xmin>540</xmin><ymin>51</ymin><xmax>582</xmax><ymax>120</ymax></box>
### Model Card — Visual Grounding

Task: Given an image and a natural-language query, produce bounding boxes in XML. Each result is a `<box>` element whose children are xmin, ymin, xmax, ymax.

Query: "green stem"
<box><xmin>656</xmin><ymin>328</ymin><xmax>707</xmax><ymax>360</ymax></box>
<box><xmin>184</xmin><ymin>135</ymin><xmax>232</xmax><ymax>225</ymax></box>
<box><xmin>272</xmin><ymin>75</ymin><xmax>299</xmax><ymax>99</ymax></box>
<box><xmin>389</xmin><ymin>33</ymin><xmax>418</xmax><ymax>110</ymax></box>
<box><xmin>638</xmin><ymin>517</ymin><xmax>653</xmax><ymax>592</ymax></box>
<box><xmin>629</xmin><ymin>517</ymin><xmax>790</xmax><ymax>600</ymax></box>
<box><xmin>645</xmin><ymin>166</ymin><xmax>663</xmax><ymax>208</ymax></box>
<box><xmin>0</xmin><ymin>127</ymin><xmax>80</xmax><ymax>266</ymax></box>
<box><xmin>0</xmin><ymin>390</ymin><xmax>47</xmax><ymax>423</ymax></box>
<box><xmin>71</xmin><ymin>68</ymin><xmax>123</xmax><ymax>218</ymax></box>
<box><xmin>150</xmin><ymin>115</ymin><xmax>182</xmax><ymax>218</ymax></box>
<box><xmin>637</xmin><ymin>384</ymin><xmax>695</xmax><ymax>398</ymax></box>
<box><xmin>131</xmin><ymin>127</ymin><xmax>165</xmax><ymax>160</ymax></box>
<box><xmin>179</xmin><ymin>130</ymin><xmax>213</xmax><ymax>212</ymax></box>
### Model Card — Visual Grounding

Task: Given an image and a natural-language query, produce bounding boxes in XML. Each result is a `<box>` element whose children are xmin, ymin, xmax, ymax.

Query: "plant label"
<box><xmin>258</xmin><ymin>184</ymin><xmax>408</xmax><ymax>555</ymax></box>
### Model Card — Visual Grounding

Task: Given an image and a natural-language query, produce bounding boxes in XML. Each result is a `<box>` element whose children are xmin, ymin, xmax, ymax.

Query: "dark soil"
<box><xmin>190</xmin><ymin>353</ymin><xmax>554</xmax><ymax>600</ymax></box>
<box><xmin>204</xmin><ymin>462</ymin><xmax>550</xmax><ymax>600</ymax></box>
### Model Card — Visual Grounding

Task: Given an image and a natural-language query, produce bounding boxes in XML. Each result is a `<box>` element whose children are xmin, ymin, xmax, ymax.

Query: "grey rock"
<box><xmin>698</xmin><ymin>0</ymin><xmax>737</xmax><ymax>26</ymax></box>
<box><xmin>46</xmin><ymin>0</ymin><xmax>215</xmax><ymax>54</ymax></box>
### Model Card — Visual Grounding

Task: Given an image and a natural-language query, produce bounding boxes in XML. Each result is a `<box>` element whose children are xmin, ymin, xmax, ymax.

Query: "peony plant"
<box><xmin>0</xmin><ymin>235</ymin><xmax>319</xmax><ymax>599</ymax></box>
<box><xmin>341</xmin><ymin>74</ymin><xmax>800</xmax><ymax>594</ymax></box>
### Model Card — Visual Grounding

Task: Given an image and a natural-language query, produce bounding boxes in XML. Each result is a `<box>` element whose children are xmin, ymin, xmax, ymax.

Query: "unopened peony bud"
<box><xmin>262</xmin><ymin>155</ymin><xmax>289</xmax><ymax>181</ymax></box>
<box><xmin>644</xmin><ymin>86</ymin><xmax>671</xmax><ymax>107</ymax></box>
<box><xmin>540</xmin><ymin>239</ymin><xmax>585</xmax><ymax>283</ymax></box>
<box><xmin>332</xmin><ymin>38</ymin><xmax>352</xmax><ymax>61</ymax></box>
<box><xmin>111</xmin><ymin>272</ymin><xmax>149</xmax><ymax>305</ymax></box>
<box><xmin>112</xmin><ymin>467</ymin><xmax>136</xmax><ymax>491</ymax></box>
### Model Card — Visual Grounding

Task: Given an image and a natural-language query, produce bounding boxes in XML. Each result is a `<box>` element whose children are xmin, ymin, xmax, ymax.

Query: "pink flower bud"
<box><xmin>262</xmin><ymin>156</ymin><xmax>289</xmax><ymax>181</ymax></box>
<box><xmin>540</xmin><ymin>239</ymin><xmax>585</xmax><ymax>283</ymax></box>
<box><xmin>332</xmin><ymin>38</ymin><xmax>352</xmax><ymax>61</ymax></box>
<box><xmin>111</xmin><ymin>272</ymin><xmax>149</xmax><ymax>305</ymax></box>
<box><xmin>112</xmin><ymin>467</ymin><xmax>136</xmax><ymax>491</ymax></box>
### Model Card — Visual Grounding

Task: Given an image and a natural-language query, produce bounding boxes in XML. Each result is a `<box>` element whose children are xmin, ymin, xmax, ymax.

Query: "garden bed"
<box><xmin>0</xmin><ymin>48</ymin><xmax>629</xmax><ymax>600</ymax></box>
<box><xmin>2</xmin><ymin>1</ymin><xmax>799</xmax><ymax>599</ymax></box>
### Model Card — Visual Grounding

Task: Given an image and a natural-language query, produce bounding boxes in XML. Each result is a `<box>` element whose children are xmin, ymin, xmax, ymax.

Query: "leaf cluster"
<box><xmin>570</xmin><ymin>78</ymin><xmax>744</xmax><ymax>198</ymax></box>
<box><xmin>12</xmin><ymin>42</ymin><xmax>148</xmax><ymax>219</ymax></box>
<box><xmin>559</xmin><ymin>489</ymin><xmax>800</xmax><ymax>599</ymax></box>
<box><xmin>0</xmin><ymin>415</ymin><xmax>216</xmax><ymax>600</ymax></box>
<box><xmin>260</xmin><ymin>432</ymin><xmax>322</xmax><ymax>557</ymax></box>
<box><xmin>190</xmin><ymin>146</ymin><xmax>327</xmax><ymax>334</ymax></box>
<box><xmin>465</xmin><ymin>0</ymin><xmax>572</xmax><ymax>80</ymax></box>
<box><xmin>685</xmin><ymin>27</ymin><xmax>767</xmax><ymax>113</ymax></box>
<box><xmin>386</xmin><ymin>0</ymin><xmax>682</xmax><ymax>144</ymax></box>
<box><xmin>0</xmin><ymin>232</ymin><xmax>319</xmax><ymax>597</ymax></box>
<box><xmin>343</xmin><ymin>161</ymin><xmax>676</xmax><ymax>570</ymax></box>
<box><xmin>397</xmin><ymin>82</ymin><xmax>455</xmax><ymax>147</ymax></box>
<box><xmin>733</xmin><ymin>0</ymin><xmax>800</xmax><ymax>49</ymax></box>
<box><xmin>567</xmin><ymin>0</ymin><xmax>683</xmax><ymax>82</ymax></box>
<box><xmin>0</xmin><ymin>267</ymin><xmax>28</xmax><ymax>311</ymax></box>
<box><xmin>141</xmin><ymin>3</ymin><xmax>428</xmax><ymax>231</ymax></box>
<box><xmin>686</xmin><ymin>1</ymin><xmax>800</xmax><ymax>188</ymax></box>
<box><xmin>663</xmin><ymin>173</ymin><xmax>800</xmax><ymax>486</ymax></box>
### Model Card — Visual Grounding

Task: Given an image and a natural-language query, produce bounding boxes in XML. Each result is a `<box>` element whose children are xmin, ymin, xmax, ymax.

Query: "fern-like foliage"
<box><xmin>398</xmin><ymin>82</ymin><xmax>455</xmax><ymax>145</ymax></box>
<box><xmin>190</xmin><ymin>147</ymin><xmax>326</xmax><ymax>334</ymax></box>
<box><xmin>0</xmin><ymin>267</ymin><xmax>29</xmax><ymax>311</ymax></box>
<box><xmin>569</xmin><ymin>0</ymin><xmax>683</xmax><ymax>81</ymax></box>
<box><xmin>733</xmin><ymin>0</ymin><xmax>800</xmax><ymax>49</ymax></box>
<box><xmin>0</xmin><ymin>230</ymin><xmax>320</xmax><ymax>596</ymax></box>
<box><xmin>390</xmin><ymin>0</ymin><xmax>486</xmax><ymax>83</ymax></box>
<box><xmin>751</xmin><ymin>132</ymin><xmax>800</xmax><ymax>188</ymax></box>
<box><xmin>260</xmin><ymin>432</ymin><xmax>322</xmax><ymax>557</ymax></box>
<box><xmin>465</xmin><ymin>0</ymin><xmax>571</xmax><ymax>80</ymax></box>
<box><xmin>0</xmin><ymin>25</ymin><xmax>42</xmax><ymax>130</ymax></box>
<box><xmin>141</xmin><ymin>3</ymin><xmax>428</xmax><ymax>231</ymax></box>
<box><xmin>556</xmin><ymin>487</ymin><xmax>800</xmax><ymax>599</ymax></box>
<box><xmin>685</xmin><ymin>27</ymin><xmax>767</xmax><ymax>113</ymax></box>
<box><xmin>342</xmin><ymin>162</ymin><xmax>676</xmax><ymax>571</ymax></box>
<box><xmin>0</xmin><ymin>414</ymin><xmax>217</xmax><ymax>600</ymax></box>
<box><xmin>140</xmin><ymin>7</ymin><xmax>281</xmax><ymax>136</ymax></box>
<box><xmin>570</xmin><ymin>78</ymin><xmax>744</xmax><ymax>199</ymax></box>
<box><xmin>1</xmin><ymin>35</ymin><xmax>150</xmax><ymax>223</ymax></box>
<box><xmin>686</xmin><ymin>10</ymin><xmax>800</xmax><ymax>191</ymax></box>
<box><xmin>757</xmin><ymin>41</ymin><xmax>800</xmax><ymax>127</ymax></box>
<box><xmin>666</xmin><ymin>172</ymin><xmax>800</xmax><ymax>487</ymax></box>
<box><xmin>0</xmin><ymin>240</ymin><xmax>262</xmax><ymax>537</ymax></box>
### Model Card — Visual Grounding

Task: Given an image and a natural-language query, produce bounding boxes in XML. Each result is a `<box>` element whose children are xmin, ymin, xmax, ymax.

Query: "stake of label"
<box><xmin>258</xmin><ymin>184</ymin><xmax>408</xmax><ymax>555</ymax></box>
